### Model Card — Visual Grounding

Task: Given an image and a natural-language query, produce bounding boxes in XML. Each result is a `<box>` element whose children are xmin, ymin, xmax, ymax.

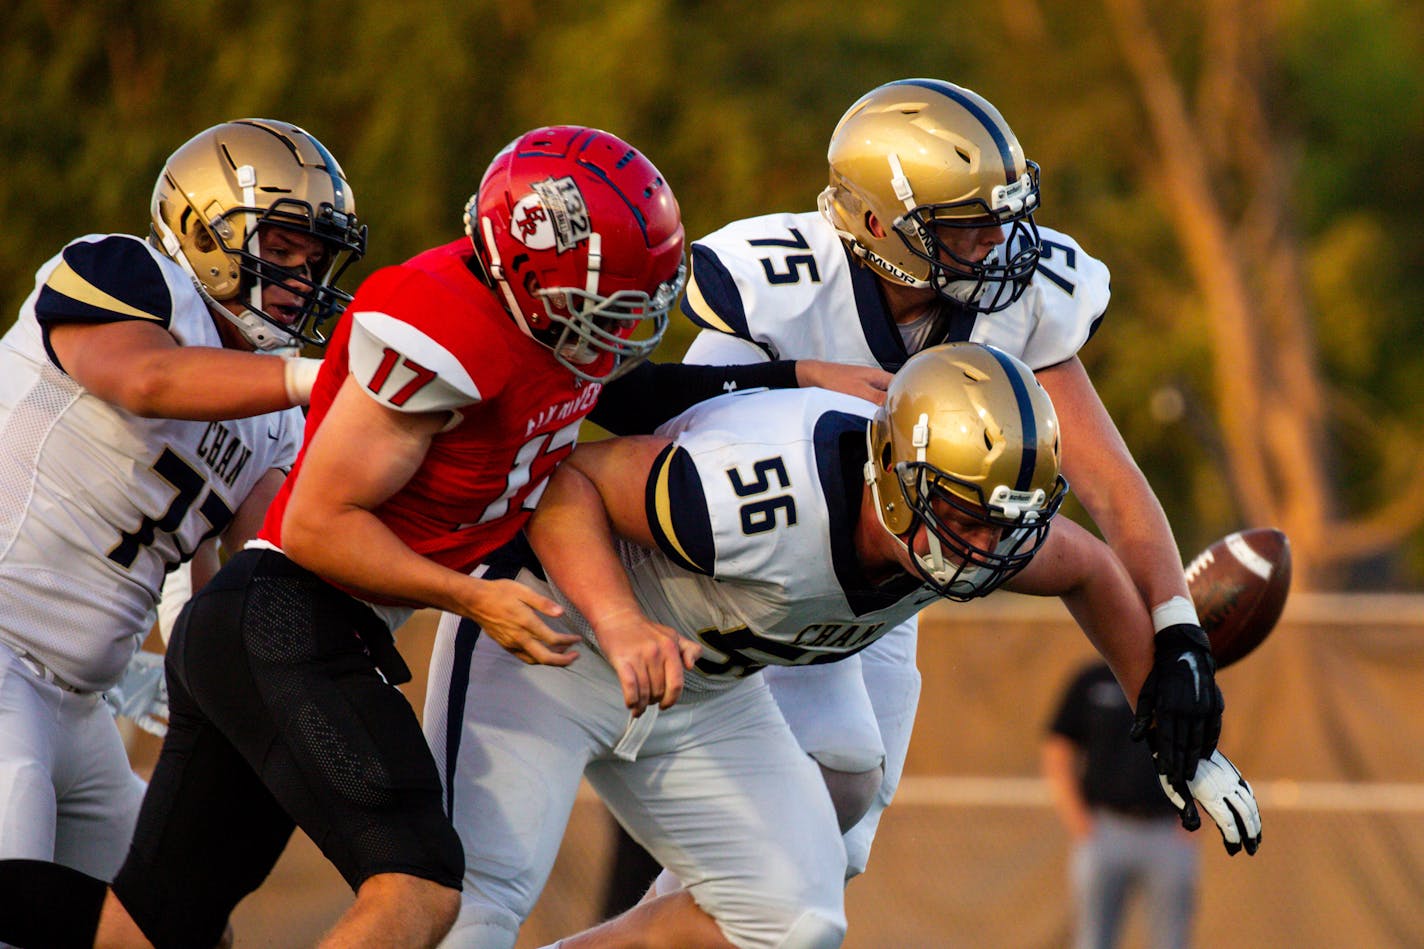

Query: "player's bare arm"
<box><xmin>1037</xmin><ymin>356</ymin><xmax>1190</xmax><ymax>608</ymax></box>
<box><xmin>527</xmin><ymin>436</ymin><xmax>702</xmax><ymax>714</ymax></box>
<box><xmin>1038</xmin><ymin>356</ymin><xmax>1222</xmax><ymax>786</ymax></box>
<box><xmin>47</xmin><ymin>319</ymin><xmax>307</xmax><ymax>420</ymax></box>
<box><xmin>282</xmin><ymin>374</ymin><xmax>575</xmax><ymax>665</ymax></box>
<box><xmin>1005</xmin><ymin>517</ymin><xmax>1153</xmax><ymax>703</ymax></box>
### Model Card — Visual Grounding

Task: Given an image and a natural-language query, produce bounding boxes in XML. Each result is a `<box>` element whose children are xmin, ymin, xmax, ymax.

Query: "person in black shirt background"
<box><xmin>1043</xmin><ymin>661</ymin><xmax>1201</xmax><ymax>949</ymax></box>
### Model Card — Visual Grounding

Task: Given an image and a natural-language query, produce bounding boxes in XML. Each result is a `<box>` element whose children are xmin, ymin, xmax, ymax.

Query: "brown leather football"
<box><xmin>1185</xmin><ymin>528</ymin><xmax>1292</xmax><ymax>669</ymax></box>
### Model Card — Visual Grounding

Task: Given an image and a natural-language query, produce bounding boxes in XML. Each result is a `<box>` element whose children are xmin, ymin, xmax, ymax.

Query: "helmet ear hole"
<box><xmin>881</xmin><ymin>442</ymin><xmax>893</xmax><ymax>470</ymax></box>
<box><xmin>193</xmin><ymin>227</ymin><xmax>217</xmax><ymax>253</ymax></box>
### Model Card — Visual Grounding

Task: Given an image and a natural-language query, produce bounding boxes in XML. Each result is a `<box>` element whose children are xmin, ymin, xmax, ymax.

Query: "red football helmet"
<box><xmin>465</xmin><ymin>126</ymin><xmax>685</xmax><ymax>383</ymax></box>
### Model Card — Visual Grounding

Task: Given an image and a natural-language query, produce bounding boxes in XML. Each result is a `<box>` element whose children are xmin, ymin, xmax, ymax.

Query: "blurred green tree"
<box><xmin>2</xmin><ymin>0</ymin><xmax>1419</xmax><ymax>587</ymax></box>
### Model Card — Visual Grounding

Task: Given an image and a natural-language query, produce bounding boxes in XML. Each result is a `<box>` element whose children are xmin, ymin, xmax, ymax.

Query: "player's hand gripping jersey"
<box><xmin>554</xmin><ymin>387</ymin><xmax>943</xmax><ymax>692</ymax></box>
<box><xmin>0</xmin><ymin>235</ymin><xmax>303</xmax><ymax>691</ymax></box>
<box><xmin>260</xmin><ymin>239</ymin><xmax>602</xmax><ymax>597</ymax></box>
<box><xmin>683</xmin><ymin>210</ymin><xmax>1110</xmax><ymax>371</ymax></box>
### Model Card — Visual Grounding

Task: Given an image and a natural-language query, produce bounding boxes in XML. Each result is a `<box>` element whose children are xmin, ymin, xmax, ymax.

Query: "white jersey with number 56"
<box><xmin>558</xmin><ymin>387</ymin><xmax>941</xmax><ymax>692</ymax></box>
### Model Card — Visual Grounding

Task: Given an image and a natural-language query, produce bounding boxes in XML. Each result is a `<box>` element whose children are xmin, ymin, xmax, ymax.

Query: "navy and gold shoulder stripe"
<box><xmin>644</xmin><ymin>442</ymin><xmax>715</xmax><ymax>576</ymax></box>
<box><xmin>681</xmin><ymin>244</ymin><xmax>753</xmax><ymax>341</ymax></box>
<box><xmin>35</xmin><ymin>236</ymin><xmax>174</xmax><ymax>330</ymax></box>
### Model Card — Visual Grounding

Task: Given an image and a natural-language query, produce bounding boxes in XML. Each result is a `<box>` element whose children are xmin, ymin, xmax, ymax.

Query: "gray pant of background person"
<box><xmin>1071</xmin><ymin>811</ymin><xmax>1200</xmax><ymax>949</ymax></box>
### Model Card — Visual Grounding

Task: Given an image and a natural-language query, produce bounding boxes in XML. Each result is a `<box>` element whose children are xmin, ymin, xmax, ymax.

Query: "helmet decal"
<box><xmin>513</xmin><ymin>176</ymin><xmax>593</xmax><ymax>253</ymax></box>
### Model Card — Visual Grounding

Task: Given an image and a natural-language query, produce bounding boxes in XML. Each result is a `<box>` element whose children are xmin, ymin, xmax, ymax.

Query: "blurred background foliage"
<box><xmin>3</xmin><ymin>0</ymin><xmax>1421</xmax><ymax>588</ymax></box>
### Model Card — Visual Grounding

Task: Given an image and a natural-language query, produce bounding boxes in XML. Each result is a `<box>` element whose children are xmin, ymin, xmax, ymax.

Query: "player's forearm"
<box><xmin>118</xmin><ymin>347</ymin><xmax>304</xmax><ymax>420</ymax></box>
<box><xmin>281</xmin><ymin>505</ymin><xmax>468</xmax><ymax>611</ymax></box>
<box><xmin>222</xmin><ymin>468</ymin><xmax>285</xmax><ymax>556</ymax></box>
<box><xmin>1043</xmin><ymin>357</ymin><xmax>1192</xmax><ymax>613</ymax></box>
<box><xmin>527</xmin><ymin>465</ymin><xmax>645</xmax><ymax>631</ymax></box>
<box><xmin>1077</xmin><ymin>467</ymin><xmax>1193</xmax><ymax>613</ymax></box>
<box><xmin>1010</xmin><ymin>522</ymin><xmax>1153</xmax><ymax>704</ymax></box>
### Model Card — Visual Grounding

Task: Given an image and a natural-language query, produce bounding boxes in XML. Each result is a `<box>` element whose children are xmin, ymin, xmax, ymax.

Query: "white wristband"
<box><xmin>283</xmin><ymin>357</ymin><xmax>323</xmax><ymax>407</ymax></box>
<box><xmin>1151</xmin><ymin>595</ymin><xmax>1200</xmax><ymax>633</ymax></box>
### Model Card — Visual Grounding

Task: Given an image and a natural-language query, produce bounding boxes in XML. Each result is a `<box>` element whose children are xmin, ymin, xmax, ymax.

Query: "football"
<box><xmin>1185</xmin><ymin>528</ymin><xmax>1292</xmax><ymax>669</ymax></box>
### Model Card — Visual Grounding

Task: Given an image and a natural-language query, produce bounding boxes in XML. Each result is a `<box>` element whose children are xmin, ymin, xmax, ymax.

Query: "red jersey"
<box><xmin>261</xmin><ymin>239</ymin><xmax>600</xmax><ymax>577</ymax></box>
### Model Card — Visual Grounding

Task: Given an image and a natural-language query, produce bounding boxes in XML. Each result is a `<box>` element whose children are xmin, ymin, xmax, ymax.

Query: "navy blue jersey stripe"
<box><xmin>939</xmin><ymin>301</ymin><xmax>980</xmax><ymax>348</ymax></box>
<box><xmin>891</xmin><ymin>79</ymin><xmax>1016</xmax><ymax>185</ymax></box>
<box><xmin>682</xmin><ymin>243</ymin><xmax>752</xmax><ymax>339</ymax></box>
<box><xmin>441</xmin><ymin>542</ymin><xmax>531</xmax><ymax>814</ymax></box>
<box><xmin>846</xmin><ymin>245</ymin><xmax>906</xmax><ymax>369</ymax></box>
<box><xmin>645</xmin><ymin>443</ymin><xmax>715</xmax><ymax>575</ymax></box>
<box><xmin>811</xmin><ymin>410</ymin><xmax>920</xmax><ymax>612</ymax></box>
<box><xmin>983</xmin><ymin>345</ymin><xmax>1038</xmax><ymax>490</ymax></box>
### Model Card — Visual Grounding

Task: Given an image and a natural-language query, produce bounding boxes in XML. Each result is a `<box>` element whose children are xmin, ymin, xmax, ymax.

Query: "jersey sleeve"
<box><xmin>682</xmin><ymin>242</ymin><xmax>757</xmax><ymax>341</ymax></box>
<box><xmin>643</xmin><ymin>442</ymin><xmax>716</xmax><ymax>576</ymax></box>
<box><xmin>33</xmin><ymin>235</ymin><xmax>177</xmax><ymax>331</ymax></box>
<box><xmin>343</xmin><ymin>262</ymin><xmax>515</xmax><ymax>414</ymax></box>
<box><xmin>347</xmin><ymin>311</ymin><xmax>489</xmax><ymax>413</ymax></box>
<box><xmin>647</xmin><ymin>389</ymin><xmax>846</xmax><ymax>585</ymax></box>
<box><xmin>682</xmin><ymin>328</ymin><xmax>772</xmax><ymax>366</ymax></box>
<box><xmin>1016</xmin><ymin>228</ymin><xmax>1112</xmax><ymax>369</ymax></box>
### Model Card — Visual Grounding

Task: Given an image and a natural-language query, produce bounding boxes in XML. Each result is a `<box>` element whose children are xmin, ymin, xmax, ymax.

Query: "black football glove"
<box><xmin>1130</xmin><ymin>623</ymin><xmax>1224</xmax><ymax>786</ymax></box>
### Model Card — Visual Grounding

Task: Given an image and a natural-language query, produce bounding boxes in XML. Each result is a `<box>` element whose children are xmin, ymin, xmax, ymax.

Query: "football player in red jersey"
<box><xmin>0</xmin><ymin>126</ymin><xmax>896</xmax><ymax>949</ymax></box>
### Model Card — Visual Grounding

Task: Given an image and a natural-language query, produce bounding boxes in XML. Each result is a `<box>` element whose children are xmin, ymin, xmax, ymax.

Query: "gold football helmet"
<box><xmin>819</xmin><ymin>78</ymin><xmax>1041</xmax><ymax>313</ymax></box>
<box><xmin>150</xmin><ymin>119</ymin><xmax>366</xmax><ymax>351</ymax></box>
<box><xmin>866</xmin><ymin>342</ymin><xmax>1067</xmax><ymax>598</ymax></box>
